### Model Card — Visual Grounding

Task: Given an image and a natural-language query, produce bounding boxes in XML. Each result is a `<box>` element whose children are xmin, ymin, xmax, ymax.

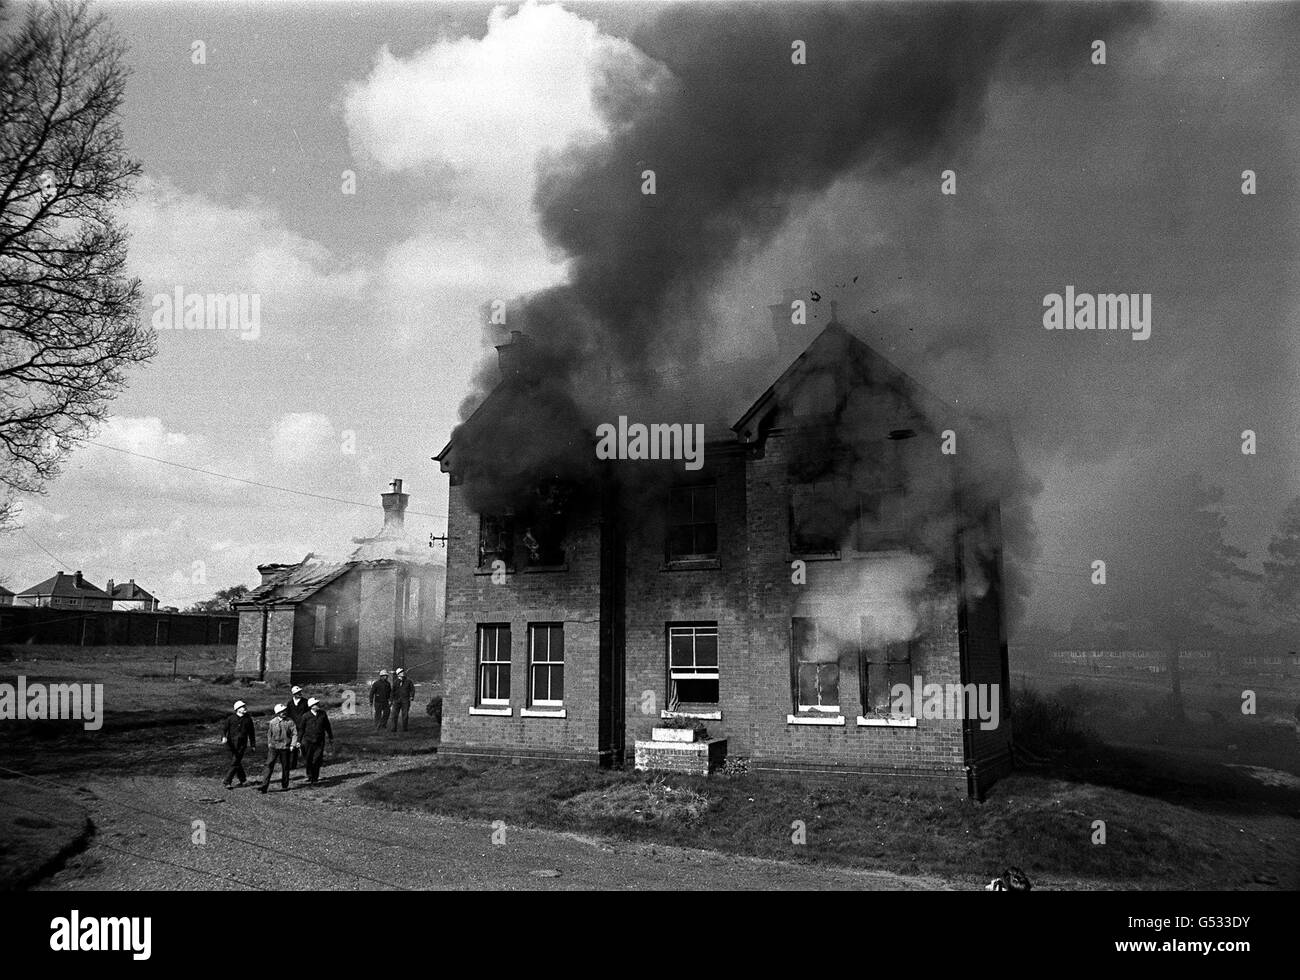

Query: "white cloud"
<box><xmin>344</xmin><ymin>2</ymin><xmax>630</xmax><ymax>189</ymax></box>
<box><xmin>122</xmin><ymin>176</ymin><xmax>372</xmax><ymax>303</ymax></box>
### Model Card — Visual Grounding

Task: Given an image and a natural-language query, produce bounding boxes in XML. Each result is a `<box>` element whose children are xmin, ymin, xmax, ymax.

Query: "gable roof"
<box><xmin>109</xmin><ymin>581</ymin><xmax>157</xmax><ymax>602</ymax></box>
<box><xmin>0</xmin><ymin>585</ymin><xmax>13</xmax><ymax>597</ymax></box>
<box><xmin>236</xmin><ymin>558</ymin><xmax>354</xmax><ymax>607</ymax></box>
<box><xmin>733</xmin><ymin>322</ymin><xmax>955</xmax><ymax>444</ymax></box>
<box><xmin>17</xmin><ymin>572</ymin><xmax>111</xmax><ymax>600</ymax></box>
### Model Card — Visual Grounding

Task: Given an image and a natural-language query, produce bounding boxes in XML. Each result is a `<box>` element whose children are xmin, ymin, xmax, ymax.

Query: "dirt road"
<box><xmin>20</xmin><ymin>755</ymin><xmax>955</xmax><ymax>891</ymax></box>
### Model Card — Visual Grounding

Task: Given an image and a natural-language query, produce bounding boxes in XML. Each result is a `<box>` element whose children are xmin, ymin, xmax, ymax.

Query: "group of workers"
<box><xmin>218</xmin><ymin>668</ymin><xmax>416</xmax><ymax>792</ymax></box>
<box><xmin>218</xmin><ymin>684</ymin><xmax>333</xmax><ymax>792</ymax></box>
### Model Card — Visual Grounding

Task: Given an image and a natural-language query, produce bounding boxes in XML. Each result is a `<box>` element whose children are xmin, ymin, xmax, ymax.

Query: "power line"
<box><xmin>19</xmin><ymin>526</ymin><xmax>70</xmax><ymax>570</ymax></box>
<box><xmin>85</xmin><ymin>442</ymin><xmax>448</xmax><ymax>521</ymax></box>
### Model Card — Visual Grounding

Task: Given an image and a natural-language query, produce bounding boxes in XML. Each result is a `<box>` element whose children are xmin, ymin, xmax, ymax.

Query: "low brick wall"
<box><xmin>634</xmin><ymin>737</ymin><xmax>727</xmax><ymax>775</ymax></box>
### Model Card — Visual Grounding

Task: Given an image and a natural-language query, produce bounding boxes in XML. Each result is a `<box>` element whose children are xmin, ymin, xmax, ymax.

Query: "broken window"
<box><xmin>403</xmin><ymin>576</ymin><xmax>421</xmax><ymax>624</ymax></box>
<box><xmin>859</xmin><ymin>632</ymin><xmax>914</xmax><ymax>716</ymax></box>
<box><xmin>478</xmin><ymin>514</ymin><xmax>515</xmax><ymax>569</ymax></box>
<box><xmin>855</xmin><ymin>487</ymin><xmax>908</xmax><ymax>551</ymax></box>
<box><xmin>668</xmin><ymin>624</ymin><xmax>719</xmax><ymax>705</ymax></box>
<box><xmin>313</xmin><ymin>605</ymin><xmax>327</xmax><ymax>648</ymax></box>
<box><xmin>528</xmin><ymin>623</ymin><xmax>564</xmax><ymax>706</ymax></box>
<box><xmin>790</xmin><ymin>479</ymin><xmax>851</xmax><ymax>554</ymax></box>
<box><xmin>477</xmin><ymin>623</ymin><xmax>511</xmax><ymax>705</ymax></box>
<box><xmin>667</xmin><ymin>484</ymin><xmax>717</xmax><ymax>559</ymax></box>
<box><xmin>791</xmin><ymin>617</ymin><xmax>840</xmax><ymax>712</ymax></box>
<box><xmin>520</xmin><ymin>511</ymin><xmax>565</xmax><ymax>567</ymax></box>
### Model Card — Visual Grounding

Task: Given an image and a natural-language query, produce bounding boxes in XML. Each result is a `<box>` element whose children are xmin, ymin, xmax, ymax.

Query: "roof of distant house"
<box><xmin>17</xmin><ymin>571</ymin><xmax>111</xmax><ymax>599</ymax></box>
<box><xmin>236</xmin><ymin>556</ymin><xmax>418</xmax><ymax>607</ymax></box>
<box><xmin>109</xmin><ymin>580</ymin><xmax>157</xmax><ymax>602</ymax></box>
<box><xmin>0</xmin><ymin>584</ymin><xmax>13</xmax><ymax>597</ymax></box>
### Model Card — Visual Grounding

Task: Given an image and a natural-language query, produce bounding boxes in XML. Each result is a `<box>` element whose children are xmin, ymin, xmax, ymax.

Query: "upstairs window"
<box><xmin>668</xmin><ymin>624</ymin><xmax>719</xmax><ymax>705</ymax></box>
<box><xmin>791</xmin><ymin>617</ymin><xmax>840</xmax><ymax>712</ymax></box>
<box><xmin>667</xmin><ymin>484</ymin><xmax>717</xmax><ymax>559</ymax></box>
<box><xmin>790</xmin><ymin>479</ymin><xmax>850</xmax><ymax>554</ymax></box>
<box><xmin>478</xmin><ymin>514</ymin><xmax>514</xmax><ymax>569</ymax></box>
<box><xmin>855</xmin><ymin>487</ymin><xmax>908</xmax><ymax>551</ymax></box>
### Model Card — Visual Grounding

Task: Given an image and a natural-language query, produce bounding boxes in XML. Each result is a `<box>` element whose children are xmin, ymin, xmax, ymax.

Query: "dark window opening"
<box><xmin>478</xmin><ymin>514</ymin><xmax>515</xmax><ymax>569</ymax></box>
<box><xmin>667</xmin><ymin>485</ymin><xmax>717</xmax><ymax>559</ymax></box>
<box><xmin>790</xmin><ymin>479</ymin><xmax>851</xmax><ymax>554</ymax></box>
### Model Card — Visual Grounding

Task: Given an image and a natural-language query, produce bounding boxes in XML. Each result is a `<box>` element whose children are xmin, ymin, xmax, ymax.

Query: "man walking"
<box><xmin>258</xmin><ymin>703</ymin><xmax>299</xmax><ymax>794</ymax></box>
<box><xmin>220</xmin><ymin>700</ymin><xmax>256</xmax><ymax>788</ymax></box>
<box><xmin>390</xmin><ymin>667</ymin><xmax>414</xmax><ymax>732</ymax></box>
<box><xmin>299</xmin><ymin>697</ymin><xmax>334</xmax><ymax>785</ymax></box>
<box><xmin>370</xmin><ymin>670</ymin><xmax>391</xmax><ymax>730</ymax></box>
<box><xmin>287</xmin><ymin>685</ymin><xmax>309</xmax><ymax>770</ymax></box>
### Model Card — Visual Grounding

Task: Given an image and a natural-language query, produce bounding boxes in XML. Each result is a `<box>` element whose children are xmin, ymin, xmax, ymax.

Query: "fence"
<box><xmin>0</xmin><ymin>606</ymin><xmax>238</xmax><ymax>646</ymax></box>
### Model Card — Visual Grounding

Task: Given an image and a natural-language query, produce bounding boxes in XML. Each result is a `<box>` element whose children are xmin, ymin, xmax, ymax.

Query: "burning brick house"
<box><xmin>233</xmin><ymin>480</ymin><xmax>445</xmax><ymax>687</ymax></box>
<box><xmin>435</xmin><ymin>318</ymin><xmax>1014</xmax><ymax>797</ymax></box>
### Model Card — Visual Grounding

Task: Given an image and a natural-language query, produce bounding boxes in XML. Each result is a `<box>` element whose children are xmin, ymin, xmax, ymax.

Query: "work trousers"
<box><xmin>223</xmin><ymin>742</ymin><xmax>249</xmax><ymax>785</ymax></box>
<box><xmin>260</xmin><ymin>748</ymin><xmax>292</xmax><ymax>790</ymax></box>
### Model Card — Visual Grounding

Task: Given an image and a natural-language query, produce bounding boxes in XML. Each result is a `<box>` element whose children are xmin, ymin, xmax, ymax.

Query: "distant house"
<box><xmin>233</xmin><ymin>480</ymin><xmax>446</xmax><ymax>687</ymax></box>
<box><xmin>0</xmin><ymin>585</ymin><xmax>13</xmax><ymax>607</ymax></box>
<box><xmin>14</xmin><ymin>571</ymin><xmax>113</xmax><ymax>610</ymax></box>
<box><xmin>106</xmin><ymin>579</ymin><xmax>160</xmax><ymax>612</ymax></box>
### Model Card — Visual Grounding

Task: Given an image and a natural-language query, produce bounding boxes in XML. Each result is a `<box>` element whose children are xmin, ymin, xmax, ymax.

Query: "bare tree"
<box><xmin>0</xmin><ymin>0</ymin><xmax>154</xmax><ymax>529</ymax></box>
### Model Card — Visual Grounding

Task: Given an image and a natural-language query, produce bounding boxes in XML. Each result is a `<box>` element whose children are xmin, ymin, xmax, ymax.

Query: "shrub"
<box><xmin>1013</xmin><ymin>686</ymin><xmax>1092</xmax><ymax>755</ymax></box>
<box><xmin>425</xmin><ymin>696</ymin><xmax>443</xmax><ymax>723</ymax></box>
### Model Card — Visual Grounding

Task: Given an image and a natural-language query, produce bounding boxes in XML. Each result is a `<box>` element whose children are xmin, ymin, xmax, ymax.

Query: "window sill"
<box><xmin>521</xmin><ymin>707</ymin><xmax>567</xmax><ymax>718</ymax></box>
<box><xmin>661</xmin><ymin>709</ymin><xmax>721</xmax><ymax>721</ymax></box>
<box><xmin>786</xmin><ymin>714</ymin><xmax>845</xmax><ymax>726</ymax></box>
<box><xmin>857</xmin><ymin>715</ymin><xmax>918</xmax><ymax>728</ymax></box>
<box><xmin>661</xmin><ymin>557</ymin><xmax>721</xmax><ymax>571</ymax></box>
<box><xmin>469</xmin><ymin>706</ymin><xmax>512</xmax><ymax>716</ymax></box>
<box><xmin>844</xmin><ymin>546</ymin><xmax>913</xmax><ymax>559</ymax></box>
<box><xmin>473</xmin><ymin>567</ymin><xmax>514</xmax><ymax>577</ymax></box>
<box><xmin>787</xmin><ymin>551</ymin><xmax>840</xmax><ymax>562</ymax></box>
<box><xmin>522</xmin><ymin>564</ymin><xmax>569</xmax><ymax>574</ymax></box>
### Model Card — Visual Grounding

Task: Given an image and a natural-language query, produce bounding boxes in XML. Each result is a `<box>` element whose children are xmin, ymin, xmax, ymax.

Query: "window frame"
<box><xmin>858</xmin><ymin>632</ymin><xmax>915</xmax><ymax>718</ymax></box>
<box><xmin>478</xmin><ymin>513</ymin><xmax>515</xmax><ymax>571</ymax></box>
<box><xmin>791</xmin><ymin>617</ymin><xmax>841</xmax><ymax>713</ymax></box>
<box><xmin>666</xmin><ymin>484</ymin><xmax>719</xmax><ymax>561</ymax></box>
<box><xmin>476</xmin><ymin>623</ymin><xmax>512</xmax><ymax>706</ymax></box>
<box><xmin>788</xmin><ymin>477</ymin><xmax>851</xmax><ymax>557</ymax></box>
<box><xmin>667</xmin><ymin>623</ymin><xmax>720</xmax><ymax>706</ymax></box>
<box><xmin>527</xmin><ymin>622</ymin><xmax>565</xmax><ymax>708</ymax></box>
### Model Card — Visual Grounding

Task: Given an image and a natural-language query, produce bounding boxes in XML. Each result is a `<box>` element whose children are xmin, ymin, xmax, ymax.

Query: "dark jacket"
<box><xmin>299</xmin><ymin>709</ymin><xmax>333</xmax><ymax>744</ymax></box>
<box><xmin>287</xmin><ymin>696</ymin><xmax>309</xmax><ymax>725</ymax></box>
<box><xmin>391</xmin><ymin>676</ymin><xmax>415</xmax><ymax>705</ymax></box>
<box><xmin>221</xmin><ymin>713</ymin><xmax>256</xmax><ymax>750</ymax></box>
<box><xmin>369</xmin><ymin>677</ymin><xmax>391</xmax><ymax>705</ymax></box>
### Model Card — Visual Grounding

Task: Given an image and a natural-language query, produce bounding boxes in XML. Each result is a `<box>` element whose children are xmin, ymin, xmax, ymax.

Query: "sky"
<box><xmin>2</xmin><ymin>0</ymin><xmax>1297</xmax><ymax>629</ymax></box>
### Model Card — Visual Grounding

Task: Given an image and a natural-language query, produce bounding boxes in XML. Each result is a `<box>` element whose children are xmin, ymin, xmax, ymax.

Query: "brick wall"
<box><xmin>622</xmin><ymin>447</ymin><xmax>751</xmax><ymax>758</ymax></box>
<box><xmin>440</xmin><ymin>481</ymin><xmax>608</xmax><ymax>760</ymax></box>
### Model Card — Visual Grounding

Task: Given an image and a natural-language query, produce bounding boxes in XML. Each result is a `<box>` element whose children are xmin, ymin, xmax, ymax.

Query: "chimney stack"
<box><xmin>381</xmin><ymin>479</ymin><xmax>410</xmax><ymax>535</ymax></box>
<box><xmin>768</xmin><ymin>288</ymin><xmax>821</xmax><ymax>362</ymax></box>
<box><xmin>74</xmin><ymin>570</ymin><xmax>83</xmax><ymax>589</ymax></box>
<box><xmin>107</xmin><ymin>578</ymin><xmax>114</xmax><ymax>595</ymax></box>
<box><xmin>495</xmin><ymin>330</ymin><xmax>534</xmax><ymax>383</ymax></box>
